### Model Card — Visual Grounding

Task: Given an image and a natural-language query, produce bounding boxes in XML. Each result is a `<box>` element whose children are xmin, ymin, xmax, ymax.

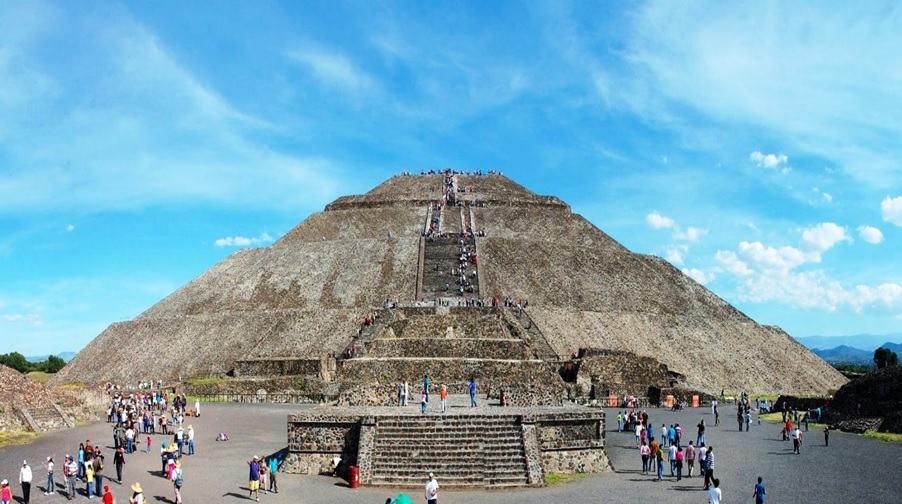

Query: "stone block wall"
<box><xmin>575</xmin><ymin>350</ymin><xmax>683</xmax><ymax>398</ymax></box>
<box><xmin>284</xmin><ymin>414</ymin><xmax>361</xmax><ymax>475</ymax></box>
<box><xmin>235</xmin><ymin>357</ymin><xmax>332</xmax><ymax>378</ymax></box>
<box><xmin>533</xmin><ymin>411</ymin><xmax>608</xmax><ymax>474</ymax></box>
<box><xmin>337</xmin><ymin>358</ymin><xmax>557</xmax><ymax>390</ymax></box>
<box><xmin>365</xmin><ymin>338</ymin><xmax>529</xmax><ymax>359</ymax></box>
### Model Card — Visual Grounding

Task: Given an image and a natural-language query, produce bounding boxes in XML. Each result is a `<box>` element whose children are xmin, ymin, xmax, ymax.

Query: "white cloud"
<box><xmin>665</xmin><ymin>245</ymin><xmax>686</xmax><ymax>265</ymax></box>
<box><xmin>0</xmin><ymin>313</ymin><xmax>42</xmax><ymax>325</ymax></box>
<box><xmin>858</xmin><ymin>225</ymin><xmax>884</xmax><ymax>245</ymax></box>
<box><xmin>714</xmin><ymin>250</ymin><xmax>753</xmax><ymax>276</ymax></box>
<box><xmin>682</xmin><ymin>267</ymin><xmax>715</xmax><ymax>285</ymax></box>
<box><xmin>287</xmin><ymin>48</ymin><xmax>374</xmax><ymax>92</ymax></box>
<box><xmin>674</xmin><ymin>226</ymin><xmax>708</xmax><ymax>242</ymax></box>
<box><xmin>65</xmin><ymin>224</ymin><xmax>75</xmax><ymax>232</ymax></box>
<box><xmin>646</xmin><ymin>211</ymin><xmax>675</xmax><ymax>229</ymax></box>
<box><xmin>750</xmin><ymin>151</ymin><xmax>789</xmax><ymax>172</ymax></box>
<box><xmin>882</xmin><ymin>196</ymin><xmax>902</xmax><ymax>226</ymax></box>
<box><xmin>737</xmin><ymin>241</ymin><xmax>809</xmax><ymax>271</ymax></box>
<box><xmin>800</xmin><ymin>222</ymin><xmax>851</xmax><ymax>253</ymax></box>
<box><xmin>812</xmin><ymin>187</ymin><xmax>832</xmax><ymax>204</ymax></box>
<box><xmin>624</xmin><ymin>2</ymin><xmax>902</xmax><ymax>187</ymax></box>
<box><xmin>214</xmin><ymin>232</ymin><xmax>274</xmax><ymax>248</ymax></box>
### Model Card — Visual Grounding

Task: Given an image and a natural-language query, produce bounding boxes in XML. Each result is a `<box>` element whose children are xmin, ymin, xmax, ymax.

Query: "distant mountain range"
<box><xmin>26</xmin><ymin>352</ymin><xmax>77</xmax><ymax>363</ymax></box>
<box><xmin>797</xmin><ymin>335</ymin><xmax>902</xmax><ymax>365</ymax></box>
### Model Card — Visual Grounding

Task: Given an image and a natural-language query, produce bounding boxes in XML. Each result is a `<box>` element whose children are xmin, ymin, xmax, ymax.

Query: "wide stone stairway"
<box><xmin>369</xmin><ymin>414</ymin><xmax>529</xmax><ymax>488</ymax></box>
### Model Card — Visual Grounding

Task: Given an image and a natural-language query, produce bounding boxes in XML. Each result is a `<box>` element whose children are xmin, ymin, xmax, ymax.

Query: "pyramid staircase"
<box><xmin>369</xmin><ymin>414</ymin><xmax>530</xmax><ymax>488</ymax></box>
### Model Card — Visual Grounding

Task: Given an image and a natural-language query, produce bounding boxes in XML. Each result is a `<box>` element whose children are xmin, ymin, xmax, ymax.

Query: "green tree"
<box><xmin>43</xmin><ymin>355</ymin><xmax>66</xmax><ymax>373</ymax></box>
<box><xmin>0</xmin><ymin>352</ymin><xmax>31</xmax><ymax>373</ymax></box>
<box><xmin>874</xmin><ymin>347</ymin><xmax>899</xmax><ymax>369</ymax></box>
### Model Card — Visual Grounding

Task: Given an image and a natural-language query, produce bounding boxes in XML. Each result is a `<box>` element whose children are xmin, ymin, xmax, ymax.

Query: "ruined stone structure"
<box><xmin>54</xmin><ymin>171</ymin><xmax>848</xmax><ymax>487</ymax></box>
<box><xmin>57</xmin><ymin>172</ymin><xmax>845</xmax><ymax>395</ymax></box>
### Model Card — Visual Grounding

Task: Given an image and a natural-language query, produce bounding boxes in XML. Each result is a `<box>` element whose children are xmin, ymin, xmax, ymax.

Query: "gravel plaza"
<box><xmin>2</xmin><ymin>402</ymin><xmax>900</xmax><ymax>504</ymax></box>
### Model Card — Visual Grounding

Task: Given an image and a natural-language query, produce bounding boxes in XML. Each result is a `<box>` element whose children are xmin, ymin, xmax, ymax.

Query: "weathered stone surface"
<box><xmin>825</xmin><ymin>367</ymin><xmax>902</xmax><ymax>433</ymax></box>
<box><xmin>0</xmin><ymin>364</ymin><xmax>104</xmax><ymax>433</ymax></box>
<box><xmin>57</xmin><ymin>173</ymin><xmax>845</xmax><ymax>395</ymax></box>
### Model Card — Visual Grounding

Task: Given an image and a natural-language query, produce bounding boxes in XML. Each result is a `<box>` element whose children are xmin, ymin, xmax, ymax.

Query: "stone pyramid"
<box><xmin>55</xmin><ymin>173</ymin><xmax>846</xmax><ymax>394</ymax></box>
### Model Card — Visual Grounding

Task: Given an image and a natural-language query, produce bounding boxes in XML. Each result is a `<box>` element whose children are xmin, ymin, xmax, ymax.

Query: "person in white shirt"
<box><xmin>708</xmin><ymin>477</ymin><xmax>722</xmax><ymax>504</ymax></box>
<box><xmin>19</xmin><ymin>460</ymin><xmax>33</xmax><ymax>504</ymax></box>
<box><xmin>425</xmin><ymin>472</ymin><xmax>439</xmax><ymax>504</ymax></box>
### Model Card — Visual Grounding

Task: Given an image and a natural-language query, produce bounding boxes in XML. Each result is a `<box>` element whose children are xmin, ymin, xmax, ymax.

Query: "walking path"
<box><xmin>2</xmin><ymin>403</ymin><xmax>900</xmax><ymax>503</ymax></box>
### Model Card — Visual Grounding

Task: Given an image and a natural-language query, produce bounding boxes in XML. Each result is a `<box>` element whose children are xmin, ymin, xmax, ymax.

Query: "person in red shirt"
<box><xmin>102</xmin><ymin>485</ymin><xmax>114</xmax><ymax>504</ymax></box>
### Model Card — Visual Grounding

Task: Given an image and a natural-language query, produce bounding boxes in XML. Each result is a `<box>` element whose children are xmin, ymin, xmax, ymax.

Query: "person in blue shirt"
<box><xmin>468</xmin><ymin>378</ymin><xmax>477</xmax><ymax>407</ymax></box>
<box><xmin>753</xmin><ymin>476</ymin><xmax>766</xmax><ymax>503</ymax></box>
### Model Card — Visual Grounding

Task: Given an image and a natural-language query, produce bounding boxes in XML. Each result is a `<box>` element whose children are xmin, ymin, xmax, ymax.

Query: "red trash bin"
<box><xmin>349</xmin><ymin>465</ymin><xmax>360</xmax><ymax>489</ymax></box>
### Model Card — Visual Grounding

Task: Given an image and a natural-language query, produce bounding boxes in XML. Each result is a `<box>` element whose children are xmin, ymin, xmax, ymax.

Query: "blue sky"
<box><xmin>1</xmin><ymin>1</ymin><xmax>901</xmax><ymax>355</ymax></box>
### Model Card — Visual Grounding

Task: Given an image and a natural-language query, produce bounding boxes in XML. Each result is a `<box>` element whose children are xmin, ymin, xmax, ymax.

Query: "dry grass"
<box><xmin>544</xmin><ymin>472</ymin><xmax>590</xmax><ymax>486</ymax></box>
<box><xmin>0</xmin><ymin>430</ymin><xmax>39</xmax><ymax>448</ymax></box>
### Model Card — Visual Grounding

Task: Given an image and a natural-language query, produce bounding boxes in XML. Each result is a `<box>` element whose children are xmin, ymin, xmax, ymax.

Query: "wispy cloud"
<box><xmin>750</xmin><ymin>151</ymin><xmax>789</xmax><ymax>173</ymax></box>
<box><xmin>214</xmin><ymin>232</ymin><xmax>274</xmax><ymax>248</ymax></box>
<box><xmin>646</xmin><ymin>212</ymin><xmax>675</xmax><ymax>229</ymax></box>
<box><xmin>882</xmin><ymin>196</ymin><xmax>902</xmax><ymax>226</ymax></box>
<box><xmin>1</xmin><ymin>313</ymin><xmax>42</xmax><ymax>325</ymax></box>
<box><xmin>286</xmin><ymin>48</ymin><xmax>375</xmax><ymax>92</ymax></box>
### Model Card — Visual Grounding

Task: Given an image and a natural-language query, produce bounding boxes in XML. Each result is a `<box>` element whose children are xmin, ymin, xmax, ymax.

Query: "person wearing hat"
<box><xmin>129</xmin><ymin>482</ymin><xmax>145</xmax><ymax>504</ymax></box>
<box><xmin>64</xmin><ymin>455</ymin><xmax>78</xmax><ymax>501</ymax></box>
<box><xmin>1</xmin><ymin>479</ymin><xmax>12</xmax><ymax>504</ymax></box>
<box><xmin>425</xmin><ymin>472</ymin><xmax>439</xmax><ymax>504</ymax></box>
<box><xmin>247</xmin><ymin>456</ymin><xmax>261</xmax><ymax>502</ymax></box>
<box><xmin>19</xmin><ymin>460</ymin><xmax>32</xmax><ymax>504</ymax></box>
<box><xmin>101</xmin><ymin>484</ymin><xmax>114</xmax><ymax>504</ymax></box>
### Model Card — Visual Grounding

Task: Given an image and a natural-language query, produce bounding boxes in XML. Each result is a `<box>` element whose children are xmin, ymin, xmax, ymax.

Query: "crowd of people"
<box><xmin>0</xmin><ymin>388</ymin><xmax>200</xmax><ymax>503</ymax></box>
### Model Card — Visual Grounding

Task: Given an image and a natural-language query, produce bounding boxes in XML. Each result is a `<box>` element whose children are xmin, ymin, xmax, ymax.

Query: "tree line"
<box><xmin>0</xmin><ymin>352</ymin><xmax>66</xmax><ymax>374</ymax></box>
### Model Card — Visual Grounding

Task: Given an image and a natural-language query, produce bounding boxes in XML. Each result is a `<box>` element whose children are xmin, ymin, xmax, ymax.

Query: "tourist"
<box><xmin>703</xmin><ymin>446</ymin><xmax>715</xmax><ymax>490</ymax></box>
<box><xmin>267</xmin><ymin>456</ymin><xmax>279</xmax><ymax>494</ymax></box>
<box><xmin>43</xmin><ymin>456</ymin><xmax>55</xmax><ymax>495</ymax></box>
<box><xmin>248</xmin><ymin>456</ymin><xmax>261</xmax><ymax>502</ymax></box>
<box><xmin>468</xmin><ymin>378</ymin><xmax>477</xmax><ymax>408</ymax></box>
<box><xmin>668</xmin><ymin>424</ymin><xmax>676</xmax><ymax>447</ymax></box>
<box><xmin>423</xmin><ymin>375</ymin><xmax>431</xmax><ymax>402</ymax></box>
<box><xmin>635</xmin><ymin>423</ymin><xmax>643</xmax><ymax>446</ymax></box>
<box><xmin>420</xmin><ymin>388</ymin><xmax>428</xmax><ymax>415</ymax></box>
<box><xmin>176</xmin><ymin>425</ymin><xmax>185</xmax><ymax>455</ymax></box>
<box><xmin>640</xmin><ymin>441</ymin><xmax>650</xmax><ymax>474</ymax></box>
<box><xmin>675</xmin><ymin>423</ymin><xmax>682</xmax><ymax>446</ymax></box>
<box><xmin>655</xmin><ymin>445</ymin><xmax>665</xmax><ymax>481</ymax></box>
<box><xmin>649</xmin><ymin>437</ymin><xmax>659</xmax><ymax>473</ymax></box>
<box><xmin>675</xmin><ymin>446</ymin><xmax>684</xmax><ymax>481</ymax></box>
<box><xmin>617</xmin><ymin>412</ymin><xmax>623</xmax><ymax>432</ymax></box>
<box><xmin>126</xmin><ymin>425</ymin><xmax>135</xmax><ymax>453</ymax></box>
<box><xmin>129</xmin><ymin>482</ymin><xmax>145</xmax><ymax>504</ymax></box>
<box><xmin>92</xmin><ymin>451</ymin><xmax>105</xmax><ymax>497</ymax></box>
<box><xmin>714</xmin><ymin>407</ymin><xmax>720</xmax><ymax>426</ymax></box>
<box><xmin>114</xmin><ymin>448</ymin><xmax>126</xmax><ymax>484</ymax></box>
<box><xmin>64</xmin><ymin>455</ymin><xmax>77</xmax><ymax>500</ymax></box>
<box><xmin>711</xmin><ymin>399</ymin><xmax>718</xmax><ymax>418</ymax></box>
<box><xmin>668</xmin><ymin>443</ymin><xmax>677</xmax><ymax>476</ymax></box>
<box><xmin>19</xmin><ymin>460</ymin><xmax>32</xmax><ymax>504</ymax></box>
<box><xmin>146</xmin><ymin>435</ymin><xmax>152</xmax><ymax>454</ymax></box>
<box><xmin>792</xmin><ymin>425</ymin><xmax>803</xmax><ymax>454</ymax></box>
<box><xmin>425</xmin><ymin>472</ymin><xmax>439</xmax><ymax>504</ymax></box>
<box><xmin>685</xmin><ymin>441</ymin><xmax>696</xmax><ymax>477</ymax></box>
<box><xmin>753</xmin><ymin>476</ymin><xmax>766</xmax><ymax>503</ymax></box>
<box><xmin>194</xmin><ymin>398</ymin><xmax>200</xmax><ymax>418</ymax></box>
<box><xmin>440</xmin><ymin>384</ymin><xmax>448</xmax><ymax>414</ymax></box>
<box><xmin>697</xmin><ymin>420</ymin><xmax>706</xmax><ymax>448</ymax></box>
<box><xmin>86</xmin><ymin>460</ymin><xmax>95</xmax><ymax>499</ymax></box>
<box><xmin>101</xmin><ymin>485</ymin><xmax>113</xmax><ymax>504</ymax></box>
<box><xmin>187</xmin><ymin>425</ymin><xmax>196</xmax><ymax>455</ymax></box>
<box><xmin>259</xmin><ymin>463</ymin><xmax>268</xmax><ymax>495</ymax></box>
<box><xmin>824</xmin><ymin>427</ymin><xmax>830</xmax><ymax>447</ymax></box>
<box><xmin>708</xmin><ymin>478</ymin><xmax>722</xmax><ymax>504</ymax></box>
<box><xmin>745</xmin><ymin>408</ymin><xmax>752</xmax><ymax>431</ymax></box>
<box><xmin>78</xmin><ymin>444</ymin><xmax>86</xmax><ymax>480</ymax></box>
<box><xmin>1</xmin><ymin>479</ymin><xmax>11</xmax><ymax>504</ymax></box>
<box><xmin>172</xmin><ymin>461</ymin><xmax>183</xmax><ymax>504</ymax></box>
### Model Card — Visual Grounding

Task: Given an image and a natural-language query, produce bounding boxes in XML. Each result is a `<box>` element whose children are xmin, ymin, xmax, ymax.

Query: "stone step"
<box><xmin>373</xmin><ymin>449</ymin><xmax>524</xmax><ymax>459</ymax></box>
<box><xmin>369</xmin><ymin>475</ymin><xmax>528</xmax><ymax>487</ymax></box>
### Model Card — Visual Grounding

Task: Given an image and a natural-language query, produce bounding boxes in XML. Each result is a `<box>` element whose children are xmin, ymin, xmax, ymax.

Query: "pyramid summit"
<box><xmin>56</xmin><ymin>171</ymin><xmax>846</xmax><ymax>395</ymax></box>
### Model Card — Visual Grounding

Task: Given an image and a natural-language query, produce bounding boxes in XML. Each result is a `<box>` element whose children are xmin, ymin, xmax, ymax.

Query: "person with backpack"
<box><xmin>172</xmin><ymin>461</ymin><xmax>183</xmax><ymax>504</ymax></box>
<box><xmin>92</xmin><ymin>451</ymin><xmax>105</xmax><ymax>498</ymax></box>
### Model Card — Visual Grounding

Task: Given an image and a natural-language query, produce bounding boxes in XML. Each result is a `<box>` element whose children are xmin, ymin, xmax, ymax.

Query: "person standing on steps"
<box><xmin>440</xmin><ymin>384</ymin><xmax>448</xmax><ymax>414</ymax></box>
<box><xmin>420</xmin><ymin>388</ymin><xmax>428</xmax><ymax>415</ymax></box>
<box><xmin>425</xmin><ymin>472</ymin><xmax>439</xmax><ymax>504</ymax></box>
<box><xmin>19</xmin><ymin>460</ymin><xmax>32</xmax><ymax>504</ymax></box>
<box><xmin>468</xmin><ymin>378</ymin><xmax>477</xmax><ymax>408</ymax></box>
<box><xmin>423</xmin><ymin>375</ymin><xmax>431</xmax><ymax>402</ymax></box>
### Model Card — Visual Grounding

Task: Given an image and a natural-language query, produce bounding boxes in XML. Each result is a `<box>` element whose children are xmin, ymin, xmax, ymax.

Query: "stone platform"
<box><xmin>283</xmin><ymin>398</ymin><xmax>608</xmax><ymax>488</ymax></box>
